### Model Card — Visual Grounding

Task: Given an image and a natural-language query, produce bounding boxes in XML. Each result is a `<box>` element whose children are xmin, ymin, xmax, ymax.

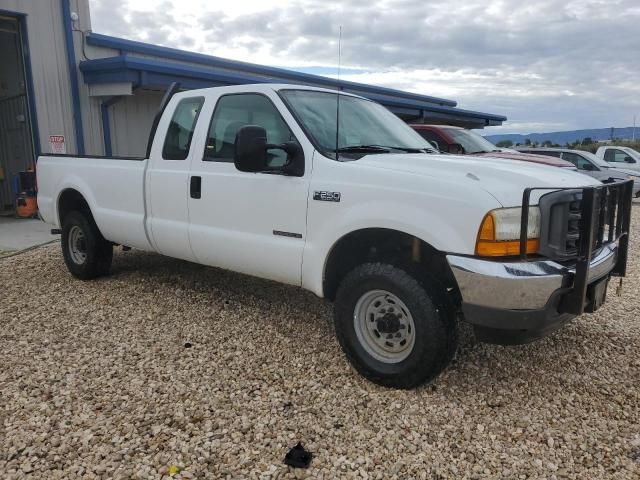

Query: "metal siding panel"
<box><xmin>109</xmin><ymin>90</ymin><xmax>163</xmax><ymax>157</ymax></box>
<box><xmin>0</xmin><ymin>0</ymin><xmax>77</xmax><ymax>154</ymax></box>
<box><xmin>72</xmin><ymin>0</ymin><xmax>112</xmax><ymax>156</ymax></box>
<box><xmin>0</xmin><ymin>0</ymin><xmax>109</xmax><ymax>156</ymax></box>
<box><xmin>0</xmin><ymin>96</ymin><xmax>32</xmax><ymax>207</ymax></box>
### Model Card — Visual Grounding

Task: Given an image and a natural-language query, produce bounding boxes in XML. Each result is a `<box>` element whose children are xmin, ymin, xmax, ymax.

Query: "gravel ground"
<box><xmin>1</xmin><ymin>210</ymin><xmax>639</xmax><ymax>480</ymax></box>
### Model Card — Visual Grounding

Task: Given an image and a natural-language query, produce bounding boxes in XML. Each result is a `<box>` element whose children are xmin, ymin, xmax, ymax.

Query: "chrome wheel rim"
<box><xmin>353</xmin><ymin>290</ymin><xmax>416</xmax><ymax>364</ymax></box>
<box><xmin>68</xmin><ymin>225</ymin><xmax>87</xmax><ymax>265</ymax></box>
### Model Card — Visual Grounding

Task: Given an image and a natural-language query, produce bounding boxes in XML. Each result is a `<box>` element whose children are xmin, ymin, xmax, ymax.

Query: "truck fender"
<box><xmin>302</xmin><ymin>201</ymin><xmax>472</xmax><ymax>298</ymax></box>
<box><xmin>54</xmin><ymin>175</ymin><xmax>101</xmax><ymax>230</ymax></box>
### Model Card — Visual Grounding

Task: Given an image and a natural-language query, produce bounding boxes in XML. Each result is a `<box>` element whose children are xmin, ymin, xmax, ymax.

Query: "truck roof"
<box><xmin>173</xmin><ymin>83</ymin><xmax>368</xmax><ymax>100</ymax></box>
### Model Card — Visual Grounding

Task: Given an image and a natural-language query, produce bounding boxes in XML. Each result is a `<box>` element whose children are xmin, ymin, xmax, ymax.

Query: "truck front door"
<box><xmin>187</xmin><ymin>92</ymin><xmax>310</xmax><ymax>285</ymax></box>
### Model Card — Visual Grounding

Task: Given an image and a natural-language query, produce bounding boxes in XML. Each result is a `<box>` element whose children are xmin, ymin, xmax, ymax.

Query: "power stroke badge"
<box><xmin>313</xmin><ymin>191</ymin><xmax>341</xmax><ymax>202</ymax></box>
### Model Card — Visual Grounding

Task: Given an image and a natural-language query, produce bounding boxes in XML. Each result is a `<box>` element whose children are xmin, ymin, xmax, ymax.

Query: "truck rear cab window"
<box><xmin>162</xmin><ymin>97</ymin><xmax>204</xmax><ymax>160</ymax></box>
<box><xmin>203</xmin><ymin>93</ymin><xmax>297</xmax><ymax>167</ymax></box>
<box><xmin>605</xmin><ymin>149</ymin><xmax>631</xmax><ymax>163</ymax></box>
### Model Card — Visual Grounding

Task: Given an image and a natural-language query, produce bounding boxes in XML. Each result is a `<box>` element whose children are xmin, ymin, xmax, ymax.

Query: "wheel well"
<box><xmin>323</xmin><ymin>228</ymin><xmax>461</xmax><ymax>304</ymax></box>
<box><xmin>58</xmin><ymin>189</ymin><xmax>93</xmax><ymax>225</ymax></box>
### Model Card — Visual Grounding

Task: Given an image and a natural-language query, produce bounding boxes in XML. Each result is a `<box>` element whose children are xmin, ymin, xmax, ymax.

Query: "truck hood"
<box><xmin>469</xmin><ymin>151</ymin><xmax>574</xmax><ymax>168</ymax></box>
<box><xmin>356</xmin><ymin>153</ymin><xmax>600</xmax><ymax>207</ymax></box>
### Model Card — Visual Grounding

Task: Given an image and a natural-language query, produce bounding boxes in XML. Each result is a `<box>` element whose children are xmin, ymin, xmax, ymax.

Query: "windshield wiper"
<box><xmin>339</xmin><ymin>144</ymin><xmax>436</xmax><ymax>154</ymax></box>
<box><xmin>373</xmin><ymin>145</ymin><xmax>433</xmax><ymax>153</ymax></box>
<box><xmin>336</xmin><ymin>145</ymin><xmax>391</xmax><ymax>153</ymax></box>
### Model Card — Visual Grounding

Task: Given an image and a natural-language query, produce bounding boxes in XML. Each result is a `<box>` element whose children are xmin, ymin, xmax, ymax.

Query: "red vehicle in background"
<box><xmin>410</xmin><ymin>124</ymin><xmax>574</xmax><ymax>169</ymax></box>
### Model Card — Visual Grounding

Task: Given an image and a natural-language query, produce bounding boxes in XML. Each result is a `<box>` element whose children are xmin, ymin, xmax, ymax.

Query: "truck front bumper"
<box><xmin>446</xmin><ymin>241</ymin><xmax>619</xmax><ymax>344</ymax></box>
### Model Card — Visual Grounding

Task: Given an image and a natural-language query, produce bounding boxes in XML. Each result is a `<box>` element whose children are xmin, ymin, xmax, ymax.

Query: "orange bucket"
<box><xmin>16</xmin><ymin>195</ymin><xmax>38</xmax><ymax>218</ymax></box>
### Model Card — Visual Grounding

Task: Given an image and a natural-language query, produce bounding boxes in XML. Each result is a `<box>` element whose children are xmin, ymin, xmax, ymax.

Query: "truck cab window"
<box><xmin>607</xmin><ymin>149</ymin><xmax>633</xmax><ymax>163</ymax></box>
<box><xmin>536</xmin><ymin>151</ymin><xmax>562</xmax><ymax>158</ymax></box>
<box><xmin>561</xmin><ymin>152</ymin><xmax>596</xmax><ymax>170</ymax></box>
<box><xmin>204</xmin><ymin>93</ymin><xmax>296</xmax><ymax>167</ymax></box>
<box><xmin>414</xmin><ymin>129</ymin><xmax>444</xmax><ymax>151</ymax></box>
<box><xmin>162</xmin><ymin>97</ymin><xmax>204</xmax><ymax>160</ymax></box>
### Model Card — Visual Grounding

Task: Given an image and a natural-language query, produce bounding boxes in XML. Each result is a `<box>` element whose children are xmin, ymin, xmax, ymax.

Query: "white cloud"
<box><xmin>88</xmin><ymin>0</ymin><xmax>640</xmax><ymax>134</ymax></box>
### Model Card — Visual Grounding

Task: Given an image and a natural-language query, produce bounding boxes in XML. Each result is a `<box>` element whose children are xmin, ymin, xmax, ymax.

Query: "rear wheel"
<box><xmin>61</xmin><ymin>211</ymin><xmax>112</xmax><ymax>279</ymax></box>
<box><xmin>334</xmin><ymin>263</ymin><xmax>457</xmax><ymax>389</ymax></box>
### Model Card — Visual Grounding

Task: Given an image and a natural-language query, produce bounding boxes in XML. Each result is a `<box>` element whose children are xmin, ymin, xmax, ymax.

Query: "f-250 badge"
<box><xmin>313</xmin><ymin>191</ymin><xmax>341</xmax><ymax>202</ymax></box>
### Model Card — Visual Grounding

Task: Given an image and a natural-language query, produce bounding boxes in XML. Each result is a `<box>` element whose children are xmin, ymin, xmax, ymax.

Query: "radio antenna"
<box><xmin>335</xmin><ymin>25</ymin><xmax>342</xmax><ymax>161</ymax></box>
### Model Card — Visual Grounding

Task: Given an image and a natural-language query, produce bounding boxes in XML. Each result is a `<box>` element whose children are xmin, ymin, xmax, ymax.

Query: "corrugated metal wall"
<box><xmin>0</xmin><ymin>0</ymin><xmax>159</xmax><ymax>162</ymax></box>
<box><xmin>0</xmin><ymin>95</ymin><xmax>32</xmax><ymax>206</ymax></box>
<box><xmin>72</xmin><ymin>0</ymin><xmax>117</xmax><ymax>156</ymax></box>
<box><xmin>0</xmin><ymin>0</ymin><xmax>78</xmax><ymax>155</ymax></box>
<box><xmin>108</xmin><ymin>90</ymin><xmax>163</xmax><ymax>157</ymax></box>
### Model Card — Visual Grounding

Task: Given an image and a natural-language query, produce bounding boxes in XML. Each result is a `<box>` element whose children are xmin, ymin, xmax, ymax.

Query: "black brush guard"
<box><xmin>520</xmin><ymin>179</ymin><xmax>633</xmax><ymax>315</ymax></box>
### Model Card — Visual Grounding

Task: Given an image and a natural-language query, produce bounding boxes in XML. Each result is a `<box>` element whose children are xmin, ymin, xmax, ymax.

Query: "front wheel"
<box><xmin>334</xmin><ymin>263</ymin><xmax>457</xmax><ymax>389</ymax></box>
<box><xmin>61</xmin><ymin>211</ymin><xmax>113</xmax><ymax>280</ymax></box>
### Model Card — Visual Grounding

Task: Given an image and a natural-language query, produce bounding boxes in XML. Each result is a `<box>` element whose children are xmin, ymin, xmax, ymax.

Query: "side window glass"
<box><xmin>204</xmin><ymin>93</ymin><xmax>297</xmax><ymax>167</ymax></box>
<box><xmin>613</xmin><ymin>149</ymin><xmax>629</xmax><ymax>163</ymax></box>
<box><xmin>560</xmin><ymin>152</ymin><xmax>578</xmax><ymax>167</ymax></box>
<box><xmin>415</xmin><ymin>130</ymin><xmax>444</xmax><ymax>150</ymax></box>
<box><xmin>605</xmin><ymin>149</ymin><xmax>628</xmax><ymax>163</ymax></box>
<box><xmin>604</xmin><ymin>149</ymin><xmax>615</xmax><ymax>162</ymax></box>
<box><xmin>562</xmin><ymin>152</ymin><xmax>589</xmax><ymax>170</ymax></box>
<box><xmin>162</xmin><ymin>97</ymin><xmax>204</xmax><ymax>160</ymax></box>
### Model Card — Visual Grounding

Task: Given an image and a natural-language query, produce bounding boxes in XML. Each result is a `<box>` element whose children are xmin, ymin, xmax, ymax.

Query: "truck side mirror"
<box><xmin>234</xmin><ymin>125</ymin><xmax>268</xmax><ymax>172</ymax></box>
<box><xmin>279</xmin><ymin>141</ymin><xmax>305</xmax><ymax>176</ymax></box>
<box><xmin>624</xmin><ymin>156</ymin><xmax>636</xmax><ymax>164</ymax></box>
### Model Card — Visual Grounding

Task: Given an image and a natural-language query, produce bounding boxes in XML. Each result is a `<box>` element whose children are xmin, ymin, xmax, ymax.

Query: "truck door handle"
<box><xmin>190</xmin><ymin>176</ymin><xmax>201</xmax><ymax>199</ymax></box>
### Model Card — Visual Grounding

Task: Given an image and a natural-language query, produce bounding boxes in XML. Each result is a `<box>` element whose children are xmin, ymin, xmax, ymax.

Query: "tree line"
<box><xmin>494</xmin><ymin>138</ymin><xmax>640</xmax><ymax>153</ymax></box>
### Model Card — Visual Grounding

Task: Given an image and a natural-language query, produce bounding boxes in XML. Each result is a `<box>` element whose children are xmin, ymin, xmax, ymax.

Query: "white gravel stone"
<box><xmin>1</xmin><ymin>205</ymin><xmax>640</xmax><ymax>478</ymax></box>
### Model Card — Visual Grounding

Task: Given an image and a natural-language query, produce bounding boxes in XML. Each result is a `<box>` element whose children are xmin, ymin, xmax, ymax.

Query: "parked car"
<box><xmin>37</xmin><ymin>84</ymin><xmax>633</xmax><ymax>389</ymax></box>
<box><xmin>410</xmin><ymin>124</ymin><xmax>575</xmax><ymax>168</ymax></box>
<box><xmin>596</xmin><ymin>145</ymin><xmax>640</xmax><ymax>171</ymax></box>
<box><xmin>517</xmin><ymin>147</ymin><xmax>640</xmax><ymax>197</ymax></box>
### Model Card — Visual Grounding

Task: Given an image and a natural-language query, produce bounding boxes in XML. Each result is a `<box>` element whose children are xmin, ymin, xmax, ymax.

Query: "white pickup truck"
<box><xmin>37</xmin><ymin>84</ymin><xmax>633</xmax><ymax>388</ymax></box>
<box><xmin>596</xmin><ymin>145</ymin><xmax>640</xmax><ymax>171</ymax></box>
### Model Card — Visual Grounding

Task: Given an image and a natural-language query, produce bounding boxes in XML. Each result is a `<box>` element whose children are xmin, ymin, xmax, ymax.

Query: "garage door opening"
<box><xmin>0</xmin><ymin>14</ymin><xmax>36</xmax><ymax>213</ymax></box>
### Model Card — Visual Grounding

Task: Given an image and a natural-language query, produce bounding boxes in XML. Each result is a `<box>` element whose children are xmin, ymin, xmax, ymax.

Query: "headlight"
<box><xmin>476</xmin><ymin>206</ymin><xmax>541</xmax><ymax>257</ymax></box>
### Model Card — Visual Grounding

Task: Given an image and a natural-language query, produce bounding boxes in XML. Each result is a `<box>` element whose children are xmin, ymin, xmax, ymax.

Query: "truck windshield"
<box><xmin>279</xmin><ymin>89</ymin><xmax>433</xmax><ymax>159</ymax></box>
<box><xmin>441</xmin><ymin>128</ymin><xmax>502</xmax><ymax>154</ymax></box>
<box><xmin>580</xmin><ymin>150</ymin><xmax>611</xmax><ymax>168</ymax></box>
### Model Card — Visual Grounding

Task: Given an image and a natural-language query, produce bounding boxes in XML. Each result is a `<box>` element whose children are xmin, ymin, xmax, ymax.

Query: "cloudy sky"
<box><xmin>87</xmin><ymin>0</ymin><xmax>640</xmax><ymax>134</ymax></box>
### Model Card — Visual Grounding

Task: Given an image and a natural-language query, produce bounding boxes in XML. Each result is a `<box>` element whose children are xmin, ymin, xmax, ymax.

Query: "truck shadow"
<box><xmin>105</xmin><ymin>247</ymin><xmax>627</xmax><ymax>395</ymax></box>
<box><xmin>109</xmin><ymin>248</ymin><xmax>335</xmax><ymax>340</ymax></box>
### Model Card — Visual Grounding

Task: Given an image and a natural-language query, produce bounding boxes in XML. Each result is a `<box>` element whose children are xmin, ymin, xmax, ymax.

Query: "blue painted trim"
<box><xmin>18</xmin><ymin>15</ymin><xmax>41</xmax><ymax>158</ymax></box>
<box><xmin>100</xmin><ymin>103</ymin><xmax>112</xmax><ymax>156</ymax></box>
<box><xmin>99</xmin><ymin>96</ymin><xmax>124</xmax><ymax>156</ymax></box>
<box><xmin>61</xmin><ymin>0</ymin><xmax>85</xmax><ymax>154</ymax></box>
<box><xmin>0</xmin><ymin>9</ymin><xmax>42</xmax><ymax>159</ymax></box>
<box><xmin>86</xmin><ymin>32</ymin><xmax>458</xmax><ymax>107</ymax></box>
<box><xmin>79</xmin><ymin>55</ymin><xmax>507</xmax><ymax>122</ymax></box>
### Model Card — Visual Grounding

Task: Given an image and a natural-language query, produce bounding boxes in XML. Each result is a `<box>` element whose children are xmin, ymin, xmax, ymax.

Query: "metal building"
<box><xmin>0</xmin><ymin>0</ymin><xmax>506</xmax><ymax>211</ymax></box>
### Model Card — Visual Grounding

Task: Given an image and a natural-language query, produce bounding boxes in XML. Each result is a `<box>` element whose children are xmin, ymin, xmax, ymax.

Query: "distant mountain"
<box><xmin>484</xmin><ymin>127</ymin><xmax>638</xmax><ymax>145</ymax></box>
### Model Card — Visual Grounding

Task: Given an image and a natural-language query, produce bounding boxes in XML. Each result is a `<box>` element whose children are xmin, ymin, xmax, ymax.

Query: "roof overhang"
<box><xmin>80</xmin><ymin>33</ymin><xmax>507</xmax><ymax>128</ymax></box>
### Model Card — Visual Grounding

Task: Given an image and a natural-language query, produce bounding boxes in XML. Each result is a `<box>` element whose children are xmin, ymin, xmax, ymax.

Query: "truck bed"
<box><xmin>37</xmin><ymin>155</ymin><xmax>153</xmax><ymax>251</ymax></box>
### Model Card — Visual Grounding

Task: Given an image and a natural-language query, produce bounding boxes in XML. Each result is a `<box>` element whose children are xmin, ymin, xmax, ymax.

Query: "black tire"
<box><xmin>61</xmin><ymin>210</ymin><xmax>113</xmax><ymax>280</ymax></box>
<box><xmin>334</xmin><ymin>263</ymin><xmax>457</xmax><ymax>389</ymax></box>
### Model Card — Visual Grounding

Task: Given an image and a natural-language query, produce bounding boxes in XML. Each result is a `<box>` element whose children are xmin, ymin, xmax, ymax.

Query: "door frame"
<box><xmin>0</xmin><ymin>9</ymin><xmax>41</xmax><ymax>159</ymax></box>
